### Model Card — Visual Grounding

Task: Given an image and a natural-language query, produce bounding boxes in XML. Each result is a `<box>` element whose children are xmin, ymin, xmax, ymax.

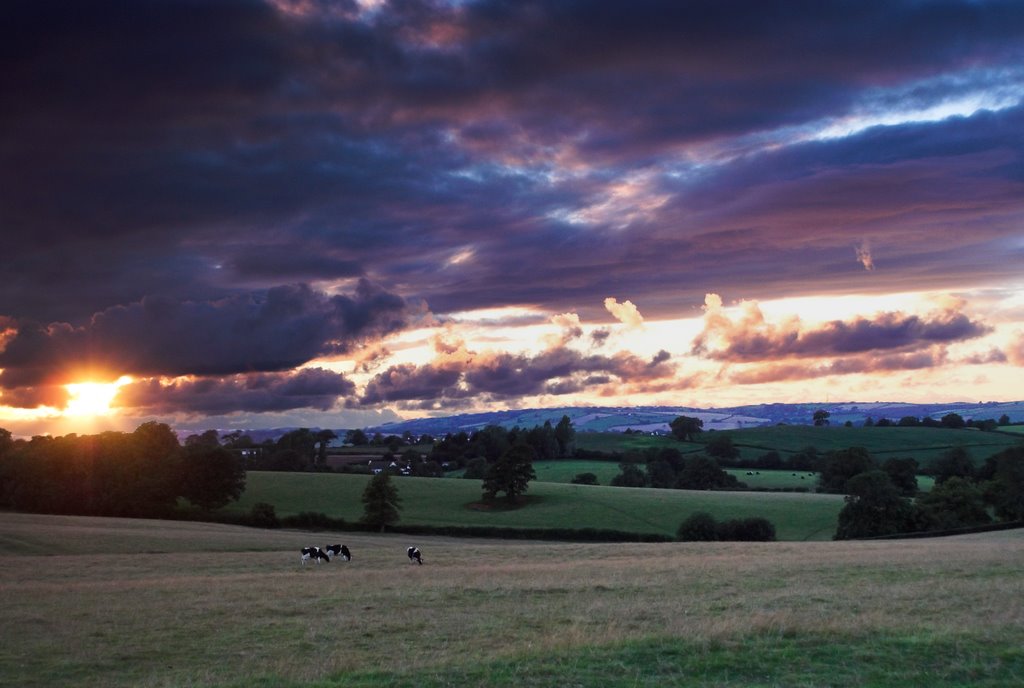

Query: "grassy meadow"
<box><xmin>2</xmin><ymin>512</ymin><xmax>1022</xmax><ymax>687</ymax></box>
<box><xmin>576</xmin><ymin>426</ymin><xmax>1022</xmax><ymax>468</ymax></box>
<box><xmin>229</xmin><ymin>470</ymin><xmax>844</xmax><ymax>541</ymax></box>
<box><xmin>531</xmin><ymin>460</ymin><xmax>824</xmax><ymax>492</ymax></box>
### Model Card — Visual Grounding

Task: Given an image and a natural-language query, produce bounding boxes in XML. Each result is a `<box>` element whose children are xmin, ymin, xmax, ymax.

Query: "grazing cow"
<box><xmin>301</xmin><ymin>546</ymin><xmax>330</xmax><ymax>565</ymax></box>
<box><xmin>325</xmin><ymin>544</ymin><xmax>352</xmax><ymax>561</ymax></box>
<box><xmin>407</xmin><ymin>546</ymin><xmax>423</xmax><ymax>565</ymax></box>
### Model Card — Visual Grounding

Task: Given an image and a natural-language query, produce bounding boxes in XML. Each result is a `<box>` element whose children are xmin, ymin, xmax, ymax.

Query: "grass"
<box><xmin>228</xmin><ymin>470</ymin><xmax>844</xmax><ymax>541</ymax></box>
<box><xmin>531</xmin><ymin>459</ymin><xmax>628</xmax><ymax>485</ymax></box>
<box><xmin>1</xmin><ymin>512</ymin><xmax>1022</xmax><ymax>687</ymax></box>
<box><xmin>577</xmin><ymin>427</ymin><xmax>1023</xmax><ymax>468</ymax></box>
<box><xmin>532</xmin><ymin>460</ymin><xmax>822</xmax><ymax>492</ymax></box>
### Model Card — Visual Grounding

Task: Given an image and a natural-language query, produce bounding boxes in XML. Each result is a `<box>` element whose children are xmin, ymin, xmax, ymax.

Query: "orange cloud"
<box><xmin>693</xmin><ymin>295</ymin><xmax>989</xmax><ymax>363</ymax></box>
<box><xmin>604</xmin><ymin>297</ymin><xmax>644</xmax><ymax>328</ymax></box>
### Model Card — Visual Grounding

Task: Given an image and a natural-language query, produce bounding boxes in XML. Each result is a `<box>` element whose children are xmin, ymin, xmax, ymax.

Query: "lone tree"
<box><xmin>361</xmin><ymin>471</ymin><xmax>402</xmax><ymax>531</ymax></box>
<box><xmin>813</xmin><ymin>409</ymin><xmax>831</xmax><ymax>426</ymax></box>
<box><xmin>482</xmin><ymin>444</ymin><xmax>537</xmax><ymax>504</ymax></box>
<box><xmin>669</xmin><ymin>415</ymin><xmax>703</xmax><ymax>441</ymax></box>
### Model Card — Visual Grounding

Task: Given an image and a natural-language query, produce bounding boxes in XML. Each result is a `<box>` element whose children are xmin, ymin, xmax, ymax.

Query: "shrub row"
<box><xmin>201</xmin><ymin>504</ymin><xmax>675</xmax><ymax>542</ymax></box>
<box><xmin>677</xmin><ymin>512</ymin><xmax>777</xmax><ymax>541</ymax></box>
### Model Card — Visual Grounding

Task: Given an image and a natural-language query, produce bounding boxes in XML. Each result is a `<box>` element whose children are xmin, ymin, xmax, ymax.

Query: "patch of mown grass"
<box><xmin>241</xmin><ymin>631</ymin><xmax>1024</xmax><ymax>688</ymax></box>
<box><xmin>3</xmin><ymin>515</ymin><xmax>1023</xmax><ymax>688</ymax></box>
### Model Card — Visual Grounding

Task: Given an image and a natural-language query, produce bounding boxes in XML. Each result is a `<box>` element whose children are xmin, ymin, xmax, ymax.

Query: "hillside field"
<box><xmin>1</xmin><ymin>512</ymin><xmax>1022</xmax><ymax>688</ymax></box>
<box><xmin>229</xmin><ymin>470</ymin><xmax>844</xmax><ymax>541</ymax></box>
<box><xmin>577</xmin><ymin>426</ymin><xmax>1022</xmax><ymax>468</ymax></box>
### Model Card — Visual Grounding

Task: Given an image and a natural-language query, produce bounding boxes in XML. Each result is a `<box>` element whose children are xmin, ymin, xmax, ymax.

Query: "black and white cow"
<box><xmin>407</xmin><ymin>546</ymin><xmax>423</xmax><ymax>565</ymax></box>
<box><xmin>325</xmin><ymin>544</ymin><xmax>351</xmax><ymax>561</ymax></box>
<box><xmin>301</xmin><ymin>546</ymin><xmax>331</xmax><ymax>565</ymax></box>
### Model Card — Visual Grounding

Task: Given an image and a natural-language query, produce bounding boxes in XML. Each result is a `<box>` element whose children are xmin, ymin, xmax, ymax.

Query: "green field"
<box><xmin>531</xmin><ymin>459</ymin><xmax>624</xmax><ymax>485</ymax></box>
<box><xmin>577</xmin><ymin>426</ymin><xmax>1022</xmax><ymax>468</ymax></box>
<box><xmin>532</xmin><ymin>460</ymin><xmax>940</xmax><ymax>493</ymax></box>
<box><xmin>2</xmin><ymin>512</ymin><xmax>1022</xmax><ymax>688</ymax></box>
<box><xmin>230</xmin><ymin>470</ymin><xmax>844</xmax><ymax>541</ymax></box>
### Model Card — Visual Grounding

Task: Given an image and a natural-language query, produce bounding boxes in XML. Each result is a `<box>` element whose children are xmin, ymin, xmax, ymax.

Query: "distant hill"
<box><xmin>366</xmin><ymin>401</ymin><xmax>1024</xmax><ymax>437</ymax></box>
<box><xmin>178</xmin><ymin>401</ymin><xmax>1024</xmax><ymax>444</ymax></box>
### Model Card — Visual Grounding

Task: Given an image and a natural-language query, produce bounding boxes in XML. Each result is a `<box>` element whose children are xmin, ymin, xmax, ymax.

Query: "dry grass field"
<box><xmin>1</xmin><ymin>512</ymin><xmax>1022</xmax><ymax>687</ymax></box>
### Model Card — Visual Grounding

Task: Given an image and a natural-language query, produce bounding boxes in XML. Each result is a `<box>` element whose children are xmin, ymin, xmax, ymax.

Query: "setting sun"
<box><xmin>64</xmin><ymin>377</ymin><xmax>132</xmax><ymax>417</ymax></box>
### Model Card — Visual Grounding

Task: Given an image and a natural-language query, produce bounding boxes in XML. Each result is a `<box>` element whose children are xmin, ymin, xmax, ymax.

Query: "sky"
<box><xmin>2</xmin><ymin>0</ymin><xmax>1024</xmax><ymax>437</ymax></box>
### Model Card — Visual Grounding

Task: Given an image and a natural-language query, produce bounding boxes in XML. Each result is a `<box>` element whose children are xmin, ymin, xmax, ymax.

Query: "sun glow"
<box><xmin>64</xmin><ymin>377</ymin><xmax>132</xmax><ymax>417</ymax></box>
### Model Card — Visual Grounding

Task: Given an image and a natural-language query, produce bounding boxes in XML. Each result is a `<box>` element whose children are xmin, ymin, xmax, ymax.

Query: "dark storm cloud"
<box><xmin>0</xmin><ymin>281</ymin><xmax>406</xmax><ymax>388</ymax></box>
<box><xmin>360</xmin><ymin>345</ymin><xmax>675</xmax><ymax>405</ymax></box>
<box><xmin>2</xmin><ymin>0</ymin><xmax>1023</xmax><ymax>418</ymax></box>
<box><xmin>114</xmin><ymin>367</ymin><xmax>354</xmax><ymax>415</ymax></box>
<box><xmin>4</xmin><ymin>1</ymin><xmax>1023</xmax><ymax>322</ymax></box>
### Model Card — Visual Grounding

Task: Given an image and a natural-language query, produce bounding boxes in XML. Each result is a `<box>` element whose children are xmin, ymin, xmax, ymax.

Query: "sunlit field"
<box><xmin>1</xmin><ymin>512</ymin><xmax>1022</xmax><ymax>687</ymax></box>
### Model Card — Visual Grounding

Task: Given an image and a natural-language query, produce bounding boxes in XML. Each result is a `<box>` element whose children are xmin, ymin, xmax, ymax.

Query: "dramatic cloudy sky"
<box><xmin>3</xmin><ymin>0</ymin><xmax>1024</xmax><ymax>436</ymax></box>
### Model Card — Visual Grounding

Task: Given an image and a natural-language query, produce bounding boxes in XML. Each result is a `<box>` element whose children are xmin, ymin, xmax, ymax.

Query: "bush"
<box><xmin>678</xmin><ymin>512</ymin><xmax>778</xmax><ymax>542</ymax></box>
<box><xmin>280</xmin><ymin>511</ymin><xmax>347</xmax><ymax>531</ymax></box>
<box><xmin>677</xmin><ymin>512</ymin><xmax>719</xmax><ymax>541</ymax></box>
<box><xmin>571</xmin><ymin>472</ymin><xmax>599</xmax><ymax>485</ymax></box>
<box><xmin>247</xmin><ymin>502</ymin><xmax>280</xmax><ymax>528</ymax></box>
<box><xmin>717</xmin><ymin>517</ymin><xmax>776</xmax><ymax>542</ymax></box>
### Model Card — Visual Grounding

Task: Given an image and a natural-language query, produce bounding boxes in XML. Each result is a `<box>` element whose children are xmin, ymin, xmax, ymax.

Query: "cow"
<box><xmin>325</xmin><ymin>544</ymin><xmax>351</xmax><ymax>561</ymax></box>
<box><xmin>301</xmin><ymin>546</ymin><xmax>330</xmax><ymax>565</ymax></box>
<box><xmin>407</xmin><ymin>546</ymin><xmax>423</xmax><ymax>565</ymax></box>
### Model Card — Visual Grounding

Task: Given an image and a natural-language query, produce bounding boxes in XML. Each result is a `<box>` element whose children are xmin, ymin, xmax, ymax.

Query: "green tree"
<box><xmin>554</xmin><ymin>415</ymin><xmax>576</xmax><ymax>457</ymax></box>
<box><xmin>472</xmin><ymin>425</ymin><xmax>512</xmax><ymax>462</ymax></box>
<box><xmin>346</xmin><ymin>428</ymin><xmax>369</xmax><ymax>446</ymax></box>
<box><xmin>916</xmin><ymin>477</ymin><xmax>991</xmax><ymax>530</ymax></box>
<box><xmin>818</xmin><ymin>446</ymin><xmax>875</xmax><ymax>493</ymax></box>
<box><xmin>940</xmin><ymin>413</ymin><xmax>966</xmax><ymax>429</ymax></box>
<box><xmin>931</xmin><ymin>446</ymin><xmax>974</xmax><ymax>485</ymax></box>
<box><xmin>834</xmin><ymin>471</ymin><xmax>917</xmax><ymax>539</ymax></box>
<box><xmin>669</xmin><ymin>415</ymin><xmax>703</xmax><ymax>441</ymax></box>
<box><xmin>462</xmin><ymin>457</ymin><xmax>487</xmax><ymax>480</ymax></box>
<box><xmin>982</xmin><ymin>446</ymin><xmax>1024</xmax><ymax>521</ymax></box>
<box><xmin>361</xmin><ymin>470</ymin><xmax>401</xmax><ymax>531</ymax></box>
<box><xmin>610</xmin><ymin>462</ymin><xmax>646</xmax><ymax>487</ymax></box>
<box><xmin>813</xmin><ymin>409</ymin><xmax>831</xmax><ymax>426</ymax></box>
<box><xmin>704</xmin><ymin>434</ymin><xmax>739</xmax><ymax>461</ymax></box>
<box><xmin>482</xmin><ymin>444</ymin><xmax>537</xmax><ymax>504</ymax></box>
<box><xmin>676</xmin><ymin>454</ymin><xmax>741</xmax><ymax>490</ymax></box>
<box><xmin>998</xmin><ymin>414</ymin><xmax>1011</xmax><ymax>426</ymax></box>
<box><xmin>184</xmin><ymin>429</ymin><xmax>221</xmax><ymax>448</ymax></box>
<box><xmin>274</xmin><ymin>428</ymin><xmax>317</xmax><ymax>470</ymax></box>
<box><xmin>645</xmin><ymin>458</ymin><xmax>676</xmax><ymax>489</ymax></box>
<box><xmin>314</xmin><ymin>429</ymin><xmax>337</xmax><ymax>469</ymax></box>
<box><xmin>178</xmin><ymin>445</ymin><xmax>246</xmax><ymax>511</ymax></box>
<box><xmin>881</xmin><ymin>457</ymin><xmax>919</xmax><ymax>496</ymax></box>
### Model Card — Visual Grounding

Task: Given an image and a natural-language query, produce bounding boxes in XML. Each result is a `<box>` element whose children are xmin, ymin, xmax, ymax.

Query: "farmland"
<box><xmin>576</xmin><ymin>425</ymin><xmax>1022</xmax><ymax>468</ymax></box>
<box><xmin>1</xmin><ymin>512</ymin><xmax>1022</xmax><ymax>688</ymax></box>
<box><xmin>229</xmin><ymin>470</ymin><xmax>844</xmax><ymax>541</ymax></box>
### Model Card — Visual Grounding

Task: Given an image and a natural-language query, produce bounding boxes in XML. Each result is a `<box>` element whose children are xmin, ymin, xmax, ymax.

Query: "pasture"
<box><xmin>1</xmin><ymin>512</ymin><xmax>1022</xmax><ymax>687</ymax></box>
<box><xmin>229</xmin><ymin>471</ymin><xmax>844</xmax><ymax>541</ymax></box>
<box><xmin>531</xmin><ymin>460</ymin><xmax>824</xmax><ymax>492</ymax></box>
<box><xmin>576</xmin><ymin>425</ymin><xmax>1022</xmax><ymax>469</ymax></box>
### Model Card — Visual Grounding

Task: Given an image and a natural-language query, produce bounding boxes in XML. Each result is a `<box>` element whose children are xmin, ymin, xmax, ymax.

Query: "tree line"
<box><xmin>0</xmin><ymin>423</ymin><xmax>246</xmax><ymax>518</ymax></box>
<box><xmin>810</xmin><ymin>444</ymin><xmax>1024</xmax><ymax>539</ymax></box>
